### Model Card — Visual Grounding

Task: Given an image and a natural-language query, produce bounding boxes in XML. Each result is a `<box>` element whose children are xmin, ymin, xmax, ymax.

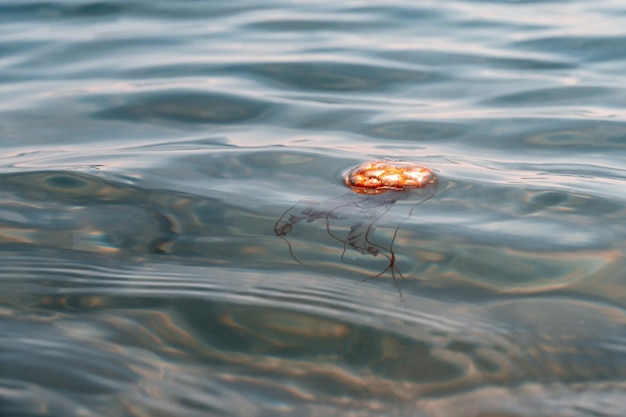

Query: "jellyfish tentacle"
<box><xmin>339</xmin><ymin>199</ymin><xmax>398</xmax><ymax>287</ymax></box>
<box><xmin>274</xmin><ymin>202</ymin><xmax>299</xmax><ymax>236</ymax></box>
<box><xmin>361</xmin><ymin>224</ymin><xmax>408</xmax><ymax>296</ymax></box>
<box><xmin>378</xmin><ymin>187</ymin><xmax>438</xmax><ymax>287</ymax></box>
<box><xmin>345</xmin><ymin>222</ymin><xmax>380</xmax><ymax>256</ymax></box>
<box><xmin>360</xmin><ymin>186</ymin><xmax>438</xmax><ymax>295</ymax></box>
<box><xmin>341</xmin><ymin>194</ymin><xmax>397</xmax><ymax>255</ymax></box>
<box><xmin>360</xmin><ymin>199</ymin><xmax>396</xmax><ymax>254</ymax></box>
<box><xmin>350</xmin><ymin>195</ymin><xmax>398</xmax><ymax>258</ymax></box>
<box><xmin>275</xmin><ymin>199</ymin><xmax>356</xmax><ymax>269</ymax></box>
<box><xmin>274</xmin><ymin>202</ymin><xmax>306</xmax><ymax>266</ymax></box>
<box><xmin>275</xmin><ymin>201</ymin><xmax>330</xmax><ymax>267</ymax></box>
<box><xmin>274</xmin><ymin>199</ymin><xmax>328</xmax><ymax>237</ymax></box>
<box><xmin>362</xmin><ymin>253</ymin><xmax>405</xmax><ymax>296</ymax></box>
<box><xmin>323</xmin><ymin>201</ymin><xmax>359</xmax><ymax>246</ymax></box>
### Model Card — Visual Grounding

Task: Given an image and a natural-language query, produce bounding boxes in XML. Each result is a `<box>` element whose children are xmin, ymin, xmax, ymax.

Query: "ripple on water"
<box><xmin>91</xmin><ymin>90</ymin><xmax>270</xmax><ymax>124</ymax></box>
<box><xmin>2</xmin><ymin>252</ymin><xmax>626</xmax><ymax>416</ymax></box>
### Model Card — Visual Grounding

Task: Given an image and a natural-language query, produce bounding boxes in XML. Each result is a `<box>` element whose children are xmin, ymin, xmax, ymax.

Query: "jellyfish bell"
<box><xmin>344</xmin><ymin>160</ymin><xmax>437</xmax><ymax>194</ymax></box>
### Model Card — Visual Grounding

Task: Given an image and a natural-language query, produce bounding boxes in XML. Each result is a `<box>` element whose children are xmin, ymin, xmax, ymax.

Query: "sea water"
<box><xmin>1</xmin><ymin>1</ymin><xmax>626</xmax><ymax>416</ymax></box>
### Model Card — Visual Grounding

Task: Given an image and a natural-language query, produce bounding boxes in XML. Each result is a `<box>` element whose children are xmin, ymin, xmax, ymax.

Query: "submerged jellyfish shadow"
<box><xmin>274</xmin><ymin>163</ymin><xmax>437</xmax><ymax>293</ymax></box>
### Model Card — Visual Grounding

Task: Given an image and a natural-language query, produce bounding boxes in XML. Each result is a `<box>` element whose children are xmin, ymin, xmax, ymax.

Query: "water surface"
<box><xmin>2</xmin><ymin>1</ymin><xmax>626</xmax><ymax>416</ymax></box>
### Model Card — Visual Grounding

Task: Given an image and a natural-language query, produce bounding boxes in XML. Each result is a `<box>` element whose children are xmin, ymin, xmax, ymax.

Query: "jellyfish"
<box><xmin>275</xmin><ymin>160</ymin><xmax>437</xmax><ymax>292</ymax></box>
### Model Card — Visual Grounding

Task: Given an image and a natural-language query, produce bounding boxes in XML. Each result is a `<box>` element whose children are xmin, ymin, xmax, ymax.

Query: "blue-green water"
<box><xmin>2</xmin><ymin>1</ymin><xmax>626</xmax><ymax>416</ymax></box>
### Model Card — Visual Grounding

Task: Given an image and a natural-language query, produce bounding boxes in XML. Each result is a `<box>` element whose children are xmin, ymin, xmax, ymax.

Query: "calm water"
<box><xmin>2</xmin><ymin>1</ymin><xmax>626</xmax><ymax>416</ymax></box>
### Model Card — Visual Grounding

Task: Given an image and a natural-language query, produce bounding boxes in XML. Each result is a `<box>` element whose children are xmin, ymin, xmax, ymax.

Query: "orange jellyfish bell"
<box><xmin>344</xmin><ymin>160</ymin><xmax>436</xmax><ymax>194</ymax></box>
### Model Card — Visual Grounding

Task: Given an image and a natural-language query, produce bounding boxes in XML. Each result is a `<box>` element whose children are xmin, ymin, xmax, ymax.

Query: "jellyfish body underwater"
<box><xmin>274</xmin><ymin>160</ymin><xmax>437</xmax><ymax>292</ymax></box>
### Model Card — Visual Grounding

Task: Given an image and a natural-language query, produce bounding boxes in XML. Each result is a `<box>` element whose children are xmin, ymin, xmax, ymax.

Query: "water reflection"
<box><xmin>0</xmin><ymin>171</ymin><xmax>177</xmax><ymax>254</ymax></box>
<box><xmin>3</xmin><ymin>253</ymin><xmax>626</xmax><ymax>416</ymax></box>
